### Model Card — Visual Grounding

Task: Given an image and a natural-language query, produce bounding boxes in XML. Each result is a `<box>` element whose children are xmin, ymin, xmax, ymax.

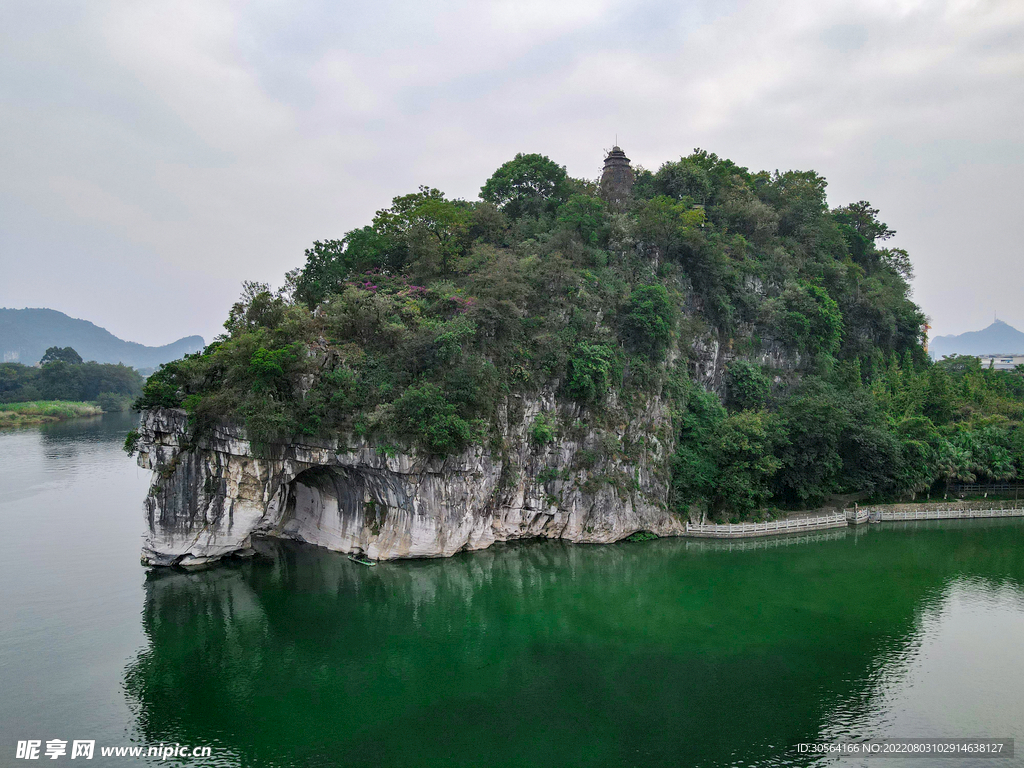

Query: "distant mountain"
<box><xmin>930</xmin><ymin>320</ymin><xmax>1024</xmax><ymax>359</ymax></box>
<box><xmin>0</xmin><ymin>308</ymin><xmax>204</xmax><ymax>369</ymax></box>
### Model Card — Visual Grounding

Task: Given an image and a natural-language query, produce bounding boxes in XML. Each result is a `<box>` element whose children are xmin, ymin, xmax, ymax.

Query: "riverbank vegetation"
<box><xmin>0</xmin><ymin>346</ymin><xmax>142</xmax><ymax>415</ymax></box>
<box><xmin>134</xmin><ymin>149</ymin><xmax>1024</xmax><ymax>520</ymax></box>
<box><xmin>0</xmin><ymin>401</ymin><xmax>104</xmax><ymax>428</ymax></box>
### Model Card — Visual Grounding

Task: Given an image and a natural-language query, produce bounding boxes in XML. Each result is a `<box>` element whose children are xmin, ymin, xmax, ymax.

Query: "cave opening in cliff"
<box><xmin>285</xmin><ymin>466</ymin><xmax>353</xmax><ymax>522</ymax></box>
<box><xmin>276</xmin><ymin>465</ymin><xmax>387</xmax><ymax>555</ymax></box>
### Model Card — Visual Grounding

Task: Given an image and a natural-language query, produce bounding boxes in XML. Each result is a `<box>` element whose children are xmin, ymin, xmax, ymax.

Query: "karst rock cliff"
<box><xmin>136</xmin><ymin>394</ymin><xmax>686</xmax><ymax>568</ymax></box>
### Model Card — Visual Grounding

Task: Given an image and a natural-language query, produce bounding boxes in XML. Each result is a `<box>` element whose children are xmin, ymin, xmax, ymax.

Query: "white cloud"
<box><xmin>0</xmin><ymin>0</ymin><xmax>1021</xmax><ymax>343</ymax></box>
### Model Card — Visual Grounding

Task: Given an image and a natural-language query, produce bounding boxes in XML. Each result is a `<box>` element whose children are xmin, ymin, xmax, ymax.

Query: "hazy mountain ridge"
<box><xmin>930</xmin><ymin>320</ymin><xmax>1024</xmax><ymax>358</ymax></box>
<box><xmin>0</xmin><ymin>308</ymin><xmax>204</xmax><ymax>369</ymax></box>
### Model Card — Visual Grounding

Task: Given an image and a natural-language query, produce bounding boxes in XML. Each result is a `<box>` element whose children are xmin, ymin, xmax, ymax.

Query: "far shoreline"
<box><xmin>0</xmin><ymin>401</ymin><xmax>105</xmax><ymax>429</ymax></box>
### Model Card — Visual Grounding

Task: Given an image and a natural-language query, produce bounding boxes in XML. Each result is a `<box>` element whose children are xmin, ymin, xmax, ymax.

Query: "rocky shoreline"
<box><xmin>135</xmin><ymin>403</ymin><xmax>683</xmax><ymax>568</ymax></box>
<box><xmin>135</xmin><ymin>406</ymin><xmax>1024</xmax><ymax>569</ymax></box>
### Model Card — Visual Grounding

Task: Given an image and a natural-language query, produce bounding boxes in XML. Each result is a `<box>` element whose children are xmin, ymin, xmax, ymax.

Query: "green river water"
<box><xmin>1</xmin><ymin>413</ymin><xmax>1023</xmax><ymax>767</ymax></box>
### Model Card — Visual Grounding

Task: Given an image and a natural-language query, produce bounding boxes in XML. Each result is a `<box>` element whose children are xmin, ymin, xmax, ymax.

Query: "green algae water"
<box><xmin>2</xmin><ymin>416</ymin><xmax>1024</xmax><ymax>767</ymax></box>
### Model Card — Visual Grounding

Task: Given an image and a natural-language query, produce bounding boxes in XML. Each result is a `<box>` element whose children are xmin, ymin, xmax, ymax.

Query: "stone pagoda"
<box><xmin>599</xmin><ymin>145</ymin><xmax>634</xmax><ymax>211</ymax></box>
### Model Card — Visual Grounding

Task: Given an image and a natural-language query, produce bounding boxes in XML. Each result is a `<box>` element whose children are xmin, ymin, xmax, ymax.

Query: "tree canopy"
<box><xmin>41</xmin><ymin>346</ymin><xmax>83</xmax><ymax>365</ymax></box>
<box><xmin>134</xmin><ymin>148</ymin><xmax>1024</xmax><ymax>521</ymax></box>
<box><xmin>2</xmin><ymin>347</ymin><xmax>143</xmax><ymax>411</ymax></box>
<box><xmin>480</xmin><ymin>153</ymin><xmax>570</xmax><ymax>219</ymax></box>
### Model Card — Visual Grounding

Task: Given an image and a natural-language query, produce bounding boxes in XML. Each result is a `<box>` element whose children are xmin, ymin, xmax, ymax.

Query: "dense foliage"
<box><xmin>1</xmin><ymin>347</ymin><xmax>143</xmax><ymax>411</ymax></box>
<box><xmin>135</xmin><ymin>149</ymin><xmax>1024</xmax><ymax>519</ymax></box>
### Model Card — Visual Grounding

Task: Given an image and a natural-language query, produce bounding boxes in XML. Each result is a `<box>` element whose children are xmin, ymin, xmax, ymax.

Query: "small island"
<box><xmin>0</xmin><ymin>346</ymin><xmax>142</xmax><ymax>428</ymax></box>
<box><xmin>0</xmin><ymin>401</ymin><xmax>104</xmax><ymax>428</ymax></box>
<box><xmin>130</xmin><ymin>147</ymin><xmax>1024</xmax><ymax>567</ymax></box>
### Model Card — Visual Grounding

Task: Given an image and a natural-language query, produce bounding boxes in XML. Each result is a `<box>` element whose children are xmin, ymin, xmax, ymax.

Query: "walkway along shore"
<box><xmin>682</xmin><ymin>500</ymin><xmax>1024</xmax><ymax>539</ymax></box>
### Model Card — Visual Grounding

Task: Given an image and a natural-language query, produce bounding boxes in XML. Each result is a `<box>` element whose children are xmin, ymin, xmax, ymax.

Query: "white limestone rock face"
<box><xmin>135</xmin><ymin>395</ymin><xmax>684</xmax><ymax>567</ymax></box>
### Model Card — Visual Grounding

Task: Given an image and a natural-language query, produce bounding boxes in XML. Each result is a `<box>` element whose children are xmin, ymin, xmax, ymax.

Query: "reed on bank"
<box><xmin>0</xmin><ymin>401</ymin><xmax>104</xmax><ymax>428</ymax></box>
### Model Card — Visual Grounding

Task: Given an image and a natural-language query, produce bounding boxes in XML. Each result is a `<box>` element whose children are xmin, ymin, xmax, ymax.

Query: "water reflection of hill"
<box><xmin>39</xmin><ymin>409</ymin><xmax>131</xmax><ymax>454</ymax></box>
<box><xmin>124</xmin><ymin>520</ymin><xmax>1024</xmax><ymax>768</ymax></box>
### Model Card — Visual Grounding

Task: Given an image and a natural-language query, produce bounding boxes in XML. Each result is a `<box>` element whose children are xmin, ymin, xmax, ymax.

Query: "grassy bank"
<box><xmin>0</xmin><ymin>401</ymin><xmax>104</xmax><ymax>428</ymax></box>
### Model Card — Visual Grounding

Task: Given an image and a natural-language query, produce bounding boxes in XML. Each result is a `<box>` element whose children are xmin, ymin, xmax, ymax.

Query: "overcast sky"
<box><xmin>1</xmin><ymin>0</ymin><xmax>1021</xmax><ymax>347</ymax></box>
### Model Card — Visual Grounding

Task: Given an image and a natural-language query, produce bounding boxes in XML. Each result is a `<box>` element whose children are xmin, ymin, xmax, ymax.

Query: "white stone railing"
<box><xmin>684</xmin><ymin>511</ymin><xmax>848</xmax><ymax>538</ymax></box>
<box><xmin>876</xmin><ymin>506</ymin><xmax>1024</xmax><ymax>522</ymax></box>
<box><xmin>868</xmin><ymin>500</ymin><xmax>1021</xmax><ymax>515</ymax></box>
<box><xmin>681</xmin><ymin>503</ymin><xmax>1024</xmax><ymax>541</ymax></box>
<box><xmin>847</xmin><ymin>508</ymin><xmax>870</xmax><ymax>525</ymax></box>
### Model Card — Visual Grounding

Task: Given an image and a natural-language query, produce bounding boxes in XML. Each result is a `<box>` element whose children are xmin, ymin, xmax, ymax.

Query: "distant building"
<box><xmin>978</xmin><ymin>354</ymin><xmax>1024</xmax><ymax>371</ymax></box>
<box><xmin>599</xmin><ymin>145</ymin><xmax>634</xmax><ymax>211</ymax></box>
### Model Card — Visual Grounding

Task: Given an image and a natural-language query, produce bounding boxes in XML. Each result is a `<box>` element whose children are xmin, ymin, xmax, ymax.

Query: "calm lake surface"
<box><xmin>2</xmin><ymin>414</ymin><xmax>1024</xmax><ymax>767</ymax></box>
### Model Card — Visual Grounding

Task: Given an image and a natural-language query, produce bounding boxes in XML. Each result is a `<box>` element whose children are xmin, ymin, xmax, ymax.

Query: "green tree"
<box><xmin>655</xmin><ymin>157</ymin><xmax>712</xmax><ymax>204</ymax></box>
<box><xmin>775</xmin><ymin>378</ymin><xmax>904</xmax><ymax>504</ymax></box>
<box><xmin>832</xmin><ymin>201</ymin><xmax>895</xmax><ymax>244</ymax></box>
<box><xmin>726</xmin><ymin>361</ymin><xmax>770</xmax><ymax>411</ymax></box>
<box><xmin>468</xmin><ymin>202</ymin><xmax>508</xmax><ymax>245</ymax></box>
<box><xmin>40</xmin><ymin>347</ymin><xmax>83</xmax><ymax>365</ymax></box>
<box><xmin>248</xmin><ymin>345</ymin><xmax>302</xmax><ymax>394</ymax></box>
<box><xmin>757</xmin><ymin>170</ymin><xmax>829</xmax><ymax>240</ymax></box>
<box><xmin>935</xmin><ymin>354</ymin><xmax>982</xmax><ymax>375</ymax></box>
<box><xmin>374</xmin><ymin>187</ymin><xmax>470</xmax><ymax>275</ymax></box>
<box><xmin>225</xmin><ymin>282</ymin><xmax>286</xmax><ymax>333</ymax></box>
<box><xmin>292</xmin><ymin>231</ymin><xmax>408</xmax><ymax>309</ymax></box>
<box><xmin>711</xmin><ymin>411</ymin><xmax>783</xmax><ymax>517</ymax></box>
<box><xmin>530</xmin><ymin>413</ymin><xmax>557</xmax><ymax>446</ymax></box>
<box><xmin>923</xmin><ymin>365</ymin><xmax>956</xmax><ymax>425</ymax></box>
<box><xmin>633</xmin><ymin>196</ymin><xmax>705</xmax><ymax>257</ymax></box>
<box><xmin>671</xmin><ymin>382</ymin><xmax>725</xmax><ymax>514</ymax></box>
<box><xmin>764</xmin><ymin>282</ymin><xmax>842</xmax><ymax>357</ymax></box>
<box><xmin>620</xmin><ymin>285</ymin><xmax>674</xmax><ymax>360</ymax></box>
<box><xmin>392</xmin><ymin>382</ymin><xmax>473</xmax><ymax>455</ymax></box>
<box><xmin>0</xmin><ymin>363</ymin><xmax>41</xmax><ymax>403</ymax></box>
<box><xmin>556</xmin><ymin>194</ymin><xmax>605</xmax><ymax>245</ymax></box>
<box><xmin>879</xmin><ymin>247</ymin><xmax>914</xmax><ymax>281</ymax></box>
<box><xmin>935</xmin><ymin>439</ymin><xmax>977</xmax><ymax>488</ymax></box>
<box><xmin>480</xmin><ymin>153</ymin><xmax>570</xmax><ymax>218</ymax></box>
<box><xmin>892</xmin><ymin>416</ymin><xmax>941</xmax><ymax>497</ymax></box>
<box><xmin>564</xmin><ymin>344</ymin><xmax>614</xmax><ymax>403</ymax></box>
<box><xmin>772</xmin><ymin>380</ymin><xmax>850</xmax><ymax>505</ymax></box>
<box><xmin>653</xmin><ymin>149</ymin><xmax>748</xmax><ymax>206</ymax></box>
<box><xmin>292</xmin><ymin>240</ymin><xmax>347</xmax><ymax>308</ymax></box>
<box><xmin>38</xmin><ymin>361</ymin><xmax>84</xmax><ymax>401</ymax></box>
<box><xmin>96</xmin><ymin>392</ymin><xmax>130</xmax><ymax>412</ymax></box>
<box><xmin>77</xmin><ymin>362</ymin><xmax>142</xmax><ymax>400</ymax></box>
